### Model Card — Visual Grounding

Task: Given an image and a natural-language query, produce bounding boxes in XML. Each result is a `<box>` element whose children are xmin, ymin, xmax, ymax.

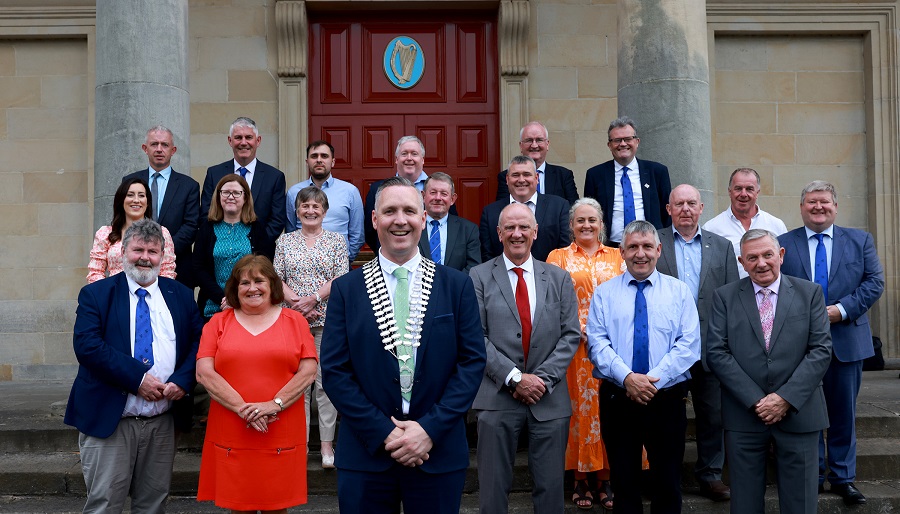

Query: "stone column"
<box><xmin>93</xmin><ymin>0</ymin><xmax>190</xmax><ymax>230</ymax></box>
<box><xmin>499</xmin><ymin>0</ymin><xmax>530</xmax><ymax>168</ymax></box>
<box><xmin>616</xmin><ymin>0</ymin><xmax>713</xmax><ymax>209</ymax></box>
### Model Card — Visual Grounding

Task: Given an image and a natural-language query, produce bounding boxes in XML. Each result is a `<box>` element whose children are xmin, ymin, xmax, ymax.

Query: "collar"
<box><xmin>804</xmin><ymin>225</ymin><xmax>834</xmax><ymax>239</ymax></box>
<box><xmin>233</xmin><ymin>158</ymin><xmax>258</xmax><ymax>173</ymax></box>
<box><xmin>148</xmin><ymin>166</ymin><xmax>172</xmax><ymax>180</ymax></box>
<box><xmin>509</xmin><ymin>191</ymin><xmax>539</xmax><ymax>205</ymax></box>
<box><xmin>126</xmin><ymin>272</ymin><xmax>160</xmax><ymax>297</ymax></box>
<box><xmin>536</xmin><ymin>161</ymin><xmax>547</xmax><ymax>173</ymax></box>
<box><xmin>752</xmin><ymin>274</ymin><xmax>782</xmax><ymax>296</ymax></box>
<box><xmin>728</xmin><ymin>205</ymin><xmax>760</xmax><ymax>221</ymax></box>
<box><xmin>503</xmin><ymin>253</ymin><xmax>534</xmax><ymax>274</ymax></box>
<box><xmin>614</xmin><ymin>157</ymin><xmax>638</xmax><ymax>172</ymax></box>
<box><xmin>623</xmin><ymin>269</ymin><xmax>658</xmax><ymax>286</ymax></box>
<box><xmin>378</xmin><ymin>250</ymin><xmax>422</xmax><ymax>276</ymax></box>
<box><xmin>426</xmin><ymin>214</ymin><xmax>448</xmax><ymax>227</ymax></box>
<box><xmin>306</xmin><ymin>174</ymin><xmax>335</xmax><ymax>188</ymax></box>
<box><xmin>396</xmin><ymin>170</ymin><xmax>428</xmax><ymax>185</ymax></box>
<box><xmin>674</xmin><ymin>226</ymin><xmax>702</xmax><ymax>244</ymax></box>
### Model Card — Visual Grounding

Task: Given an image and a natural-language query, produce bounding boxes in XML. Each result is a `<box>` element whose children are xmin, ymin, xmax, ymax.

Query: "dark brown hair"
<box><xmin>224</xmin><ymin>254</ymin><xmax>284</xmax><ymax>308</ymax></box>
<box><xmin>208</xmin><ymin>174</ymin><xmax>257</xmax><ymax>223</ymax></box>
<box><xmin>109</xmin><ymin>177</ymin><xmax>153</xmax><ymax>244</ymax></box>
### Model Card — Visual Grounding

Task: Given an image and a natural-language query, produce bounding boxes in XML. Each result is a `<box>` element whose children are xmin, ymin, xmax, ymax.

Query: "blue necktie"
<box><xmin>814</xmin><ymin>233</ymin><xmax>828</xmax><ymax>301</ymax></box>
<box><xmin>134</xmin><ymin>288</ymin><xmax>154</xmax><ymax>368</ymax></box>
<box><xmin>150</xmin><ymin>172</ymin><xmax>161</xmax><ymax>222</ymax></box>
<box><xmin>621</xmin><ymin>166</ymin><xmax>636</xmax><ymax>228</ymax></box>
<box><xmin>429</xmin><ymin>220</ymin><xmax>441</xmax><ymax>264</ymax></box>
<box><xmin>631</xmin><ymin>280</ymin><xmax>649</xmax><ymax>374</ymax></box>
<box><xmin>536</xmin><ymin>171</ymin><xmax>542</xmax><ymax>194</ymax></box>
<box><xmin>238</xmin><ymin>166</ymin><xmax>248</xmax><ymax>178</ymax></box>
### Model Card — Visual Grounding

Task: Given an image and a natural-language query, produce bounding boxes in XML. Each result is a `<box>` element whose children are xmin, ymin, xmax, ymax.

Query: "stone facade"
<box><xmin>0</xmin><ymin>0</ymin><xmax>896</xmax><ymax>380</ymax></box>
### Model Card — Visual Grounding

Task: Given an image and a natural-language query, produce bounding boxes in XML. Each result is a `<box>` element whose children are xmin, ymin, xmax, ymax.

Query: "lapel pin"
<box><xmin>644</xmin><ymin>183</ymin><xmax>650</xmax><ymax>188</ymax></box>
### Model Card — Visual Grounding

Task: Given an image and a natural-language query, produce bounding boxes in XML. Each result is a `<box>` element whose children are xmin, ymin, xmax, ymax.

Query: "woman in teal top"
<box><xmin>193</xmin><ymin>174</ymin><xmax>275</xmax><ymax>319</ymax></box>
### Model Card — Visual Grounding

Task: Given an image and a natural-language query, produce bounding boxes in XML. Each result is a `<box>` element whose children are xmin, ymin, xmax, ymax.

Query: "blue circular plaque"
<box><xmin>383</xmin><ymin>36</ymin><xmax>425</xmax><ymax>90</ymax></box>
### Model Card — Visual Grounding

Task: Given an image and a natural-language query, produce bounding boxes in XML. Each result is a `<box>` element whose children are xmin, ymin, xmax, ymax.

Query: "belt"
<box><xmin>123</xmin><ymin>410</ymin><xmax>170</xmax><ymax>422</ymax></box>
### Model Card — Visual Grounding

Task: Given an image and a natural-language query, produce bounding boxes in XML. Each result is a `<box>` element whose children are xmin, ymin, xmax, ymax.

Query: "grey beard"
<box><xmin>124</xmin><ymin>259</ymin><xmax>160</xmax><ymax>285</ymax></box>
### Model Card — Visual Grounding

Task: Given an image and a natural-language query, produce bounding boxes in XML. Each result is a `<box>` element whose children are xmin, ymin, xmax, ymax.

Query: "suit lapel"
<box><xmin>491</xmin><ymin>259</ymin><xmax>521</xmax><ymax>326</ymax></box>
<box><xmin>636</xmin><ymin>159</ymin><xmax>651</xmax><ymax>200</ymax></box>
<box><xmin>768</xmin><ymin>277</ymin><xmax>796</xmax><ymax>351</ymax></box>
<box><xmin>530</xmin><ymin>262</ymin><xmax>549</xmax><ymax>338</ymax></box>
<box><xmin>698</xmin><ymin>237</ymin><xmax>712</xmax><ymax>293</ymax></box>
<box><xmin>114</xmin><ymin>274</ymin><xmax>132</xmax><ymax>353</ymax></box>
<box><xmin>157</xmin><ymin>170</ymin><xmax>176</xmax><ymax>221</ymax></box>
<box><xmin>444</xmin><ymin>216</ymin><xmax>459</xmax><ymax>265</ymax></box>
<box><xmin>158</xmin><ymin>279</ymin><xmax>183</xmax><ymax>361</ymax></box>
<box><xmin>829</xmin><ymin>226</ymin><xmax>846</xmax><ymax>283</ymax></box>
<box><xmin>534</xmin><ymin>194</ymin><xmax>548</xmax><ymax>227</ymax></box>
<box><xmin>738</xmin><ymin>280</ymin><xmax>767</xmax><ymax>350</ymax></box>
<box><xmin>791</xmin><ymin>230</ymin><xmax>813</xmax><ymax>280</ymax></box>
<box><xmin>658</xmin><ymin>229</ymin><xmax>679</xmax><ymax>276</ymax></box>
<box><xmin>250</xmin><ymin>163</ymin><xmax>264</xmax><ymax>204</ymax></box>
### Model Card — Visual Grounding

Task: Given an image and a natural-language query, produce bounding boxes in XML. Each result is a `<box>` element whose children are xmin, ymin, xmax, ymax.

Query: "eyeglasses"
<box><xmin>520</xmin><ymin>138</ymin><xmax>548</xmax><ymax>146</ymax></box>
<box><xmin>609</xmin><ymin>136</ymin><xmax>638</xmax><ymax>144</ymax></box>
<box><xmin>220</xmin><ymin>190</ymin><xmax>244</xmax><ymax>199</ymax></box>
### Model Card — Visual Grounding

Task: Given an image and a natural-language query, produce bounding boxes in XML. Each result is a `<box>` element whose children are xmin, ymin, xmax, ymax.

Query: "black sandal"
<box><xmin>572</xmin><ymin>479</ymin><xmax>594</xmax><ymax>510</ymax></box>
<box><xmin>599</xmin><ymin>480</ymin><xmax>614</xmax><ymax>511</ymax></box>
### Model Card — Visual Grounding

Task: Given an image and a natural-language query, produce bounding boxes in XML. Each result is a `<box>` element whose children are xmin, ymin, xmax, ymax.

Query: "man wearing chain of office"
<box><xmin>322</xmin><ymin>176</ymin><xmax>486</xmax><ymax>513</ymax></box>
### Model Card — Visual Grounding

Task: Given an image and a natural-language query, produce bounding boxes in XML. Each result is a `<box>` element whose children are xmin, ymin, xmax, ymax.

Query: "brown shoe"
<box><xmin>698</xmin><ymin>480</ymin><xmax>731</xmax><ymax>502</ymax></box>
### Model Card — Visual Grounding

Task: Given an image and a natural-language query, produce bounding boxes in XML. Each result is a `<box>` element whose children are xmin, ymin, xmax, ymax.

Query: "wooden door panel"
<box><xmin>363</xmin><ymin>24</ymin><xmax>446</xmax><ymax>103</ymax></box>
<box><xmin>456</xmin><ymin>23</ymin><xmax>489</xmax><ymax>104</ymax></box>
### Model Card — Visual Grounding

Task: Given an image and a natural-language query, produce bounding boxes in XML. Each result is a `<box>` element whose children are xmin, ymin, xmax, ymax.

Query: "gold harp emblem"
<box><xmin>390</xmin><ymin>40</ymin><xmax>418</xmax><ymax>85</ymax></box>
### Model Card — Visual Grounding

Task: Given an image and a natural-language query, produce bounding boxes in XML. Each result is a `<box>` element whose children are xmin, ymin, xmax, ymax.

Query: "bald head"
<box><xmin>666</xmin><ymin>184</ymin><xmax>704</xmax><ymax>238</ymax></box>
<box><xmin>498</xmin><ymin>203</ymin><xmax>538</xmax><ymax>265</ymax></box>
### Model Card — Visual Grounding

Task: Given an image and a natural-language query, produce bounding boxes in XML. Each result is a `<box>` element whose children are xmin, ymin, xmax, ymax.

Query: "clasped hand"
<box><xmin>238</xmin><ymin>401</ymin><xmax>281</xmax><ymax>433</ymax></box>
<box><xmin>137</xmin><ymin>374</ymin><xmax>185</xmax><ymax>402</ymax></box>
<box><xmin>623</xmin><ymin>373</ymin><xmax>659</xmax><ymax>405</ymax></box>
<box><xmin>755</xmin><ymin>393</ymin><xmax>790</xmax><ymax>425</ymax></box>
<box><xmin>511</xmin><ymin>373</ymin><xmax>546</xmax><ymax>405</ymax></box>
<box><xmin>383</xmin><ymin>416</ymin><xmax>433</xmax><ymax>467</ymax></box>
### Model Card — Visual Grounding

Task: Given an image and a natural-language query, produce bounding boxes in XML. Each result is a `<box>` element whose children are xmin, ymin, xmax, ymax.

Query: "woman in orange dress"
<box><xmin>547</xmin><ymin>197</ymin><xmax>626</xmax><ymax>511</ymax></box>
<box><xmin>196</xmin><ymin>254</ymin><xmax>317</xmax><ymax>513</ymax></box>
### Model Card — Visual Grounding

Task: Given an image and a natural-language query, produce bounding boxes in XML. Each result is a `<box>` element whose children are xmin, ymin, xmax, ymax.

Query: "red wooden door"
<box><xmin>308</xmin><ymin>12</ymin><xmax>499</xmax><ymax>223</ymax></box>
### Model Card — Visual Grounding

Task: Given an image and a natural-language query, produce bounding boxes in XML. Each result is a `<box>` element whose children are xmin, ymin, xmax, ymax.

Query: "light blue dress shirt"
<box><xmin>148</xmin><ymin>166</ymin><xmax>172</xmax><ymax>217</ymax></box>
<box><xmin>804</xmin><ymin>225</ymin><xmax>846</xmax><ymax>319</ymax></box>
<box><xmin>586</xmin><ymin>269</ymin><xmax>700</xmax><ymax>389</ymax></box>
<box><xmin>285</xmin><ymin>175</ymin><xmax>364</xmax><ymax>261</ymax></box>
<box><xmin>673</xmin><ymin>228</ymin><xmax>702</xmax><ymax>304</ymax></box>
<box><xmin>425</xmin><ymin>214</ymin><xmax>448</xmax><ymax>264</ymax></box>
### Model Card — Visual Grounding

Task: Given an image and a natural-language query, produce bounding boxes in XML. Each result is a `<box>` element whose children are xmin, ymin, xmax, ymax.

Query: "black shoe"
<box><xmin>831</xmin><ymin>482</ymin><xmax>867</xmax><ymax>505</ymax></box>
<box><xmin>698</xmin><ymin>480</ymin><xmax>731</xmax><ymax>502</ymax></box>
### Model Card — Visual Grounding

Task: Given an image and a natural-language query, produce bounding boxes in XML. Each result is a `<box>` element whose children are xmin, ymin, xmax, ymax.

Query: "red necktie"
<box><xmin>513</xmin><ymin>267</ymin><xmax>531</xmax><ymax>364</ymax></box>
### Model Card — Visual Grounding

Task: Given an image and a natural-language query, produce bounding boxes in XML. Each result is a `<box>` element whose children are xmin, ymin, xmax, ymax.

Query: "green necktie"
<box><xmin>392</xmin><ymin>267</ymin><xmax>414</xmax><ymax>402</ymax></box>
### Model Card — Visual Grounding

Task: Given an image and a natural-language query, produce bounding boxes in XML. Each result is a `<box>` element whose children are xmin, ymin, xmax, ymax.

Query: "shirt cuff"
<box><xmin>836</xmin><ymin>302</ymin><xmax>848</xmax><ymax>320</ymax></box>
<box><xmin>504</xmin><ymin>367</ymin><xmax>519</xmax><ymax>386</ymax></box>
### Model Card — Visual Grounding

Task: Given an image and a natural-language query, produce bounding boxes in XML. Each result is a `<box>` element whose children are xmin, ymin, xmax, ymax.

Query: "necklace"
<box><xmin>301</xmin><ymin>228</ymin><xmax>324</xmax><ymax>239</ymax></box>
<box><xmin>363</xmin><ymin>258</ymin><xmax>435</xmax><ymax>395</ymax></box>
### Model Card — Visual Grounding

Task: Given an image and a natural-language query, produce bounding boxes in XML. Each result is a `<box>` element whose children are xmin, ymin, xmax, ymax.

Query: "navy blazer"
<box><xmin>495</xmin><ymin>163</ymin><xmax>579</xmax><ymax>205</ymax></box>
<box><xmin>779</xmin><ymin>225</ymin><xmax>884</xmax><ymax>362</ymax></box>
<box><xmin>200</xmin><ymin>160</ymin><xmax>287</xmax><ymax>243</ymax></box>
<box><xmin>417</xmin><ymin>215</ymin><xmax>481</xmax><ymax>272</ymax></box>
<box><xmin>363</xmin><ymin>177</ymin><xmax>458</xmax><ymax>252</ymax></box>
<box><xmin>64</xmin><ymin>273</ymin><xmax>203</xmax><ymax>438</ymax></box>
<box><xmin>583</xmin><ymin>158</ymin><xmax>672</xmax><ymax>241</ymax></box>
<box><xmin>479</xmin><ymin>194</ymin><xmax>570</xmax><ymax>262</ymax></box>
<box><xmin>321</xmin><ymin>263</ymin><xmax>486</xmax><ymax>473</ymax></box>
<box><xmin>124</xmin><ymin>169</ymin><xmax>200</xmax><ymax>287</ymax></box>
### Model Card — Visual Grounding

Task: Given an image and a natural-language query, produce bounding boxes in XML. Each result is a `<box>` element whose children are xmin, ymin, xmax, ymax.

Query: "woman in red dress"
<box><xmin>196</xmin><ymin>254</ymin><xmax>317</xmax><ymax>513</ymax></box>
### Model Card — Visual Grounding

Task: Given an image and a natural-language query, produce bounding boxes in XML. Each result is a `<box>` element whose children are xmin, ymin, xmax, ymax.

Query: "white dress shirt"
<box><xmin>502</xmin><ymin>254</ymin><xmax>536</xmax><ymax>384</ymax></box>
<box><xmin>233</xmin><ymin>158</ymin><xmax>258</xmax><ymax>189</ymax></box>
<box><xmin>610</xmin><ymin>157</ymin><xmax>646</xmax><ymax>243</ymax></box>
<box><xmin>702</xmin><ymin>206</ymin><xmax>787</xmax><ymax>278</ymax></box>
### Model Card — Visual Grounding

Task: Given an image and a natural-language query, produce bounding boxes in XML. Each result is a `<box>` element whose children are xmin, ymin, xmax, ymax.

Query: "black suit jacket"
<box><xmin>200</xmin><ymin>160</ymin><xmax>286</xmax><ymax>243</ymax></box>
<box><xmin>364</xmin><ymin>177</ymin><xmax>457</xmax><ymax>252</ymax></box>
<box><xmin>496</xmin><ymin>163</ymin><xmax>579</xmax><ymax>205</ymax></box>
<box><xmin>583</xmin><ymin>158</ymin><xmax>672</xmax><ymax>241</ymax></box>
<box><xmin>417</xmin><ymin>214</ymin><xmax>481</xmax><ymax>272</ymax></box>
<box><xmin>478</xmin><ymin>194</ymin><xmax>570</xmax><ymax>262</ymax></box>
<box><xmin>124</xmin><ymin>169</ymin><xmax>200</xmax><ymax>287</ymax></box>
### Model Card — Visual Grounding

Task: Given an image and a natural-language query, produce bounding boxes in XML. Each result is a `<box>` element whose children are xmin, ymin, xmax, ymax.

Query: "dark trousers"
<box><xmin>688</xmin><ymin>362</ymin><xmax>725</xmax><ymax>481</ymax></box>
<box><xmin>819</xmin><ymin>358</ymin><xmax>863</xmax><ymax>484</ymax></box>
<box><xmin>600</xmin><ymin>380</ymin><xmax>688</xmax><ymax>514</ymax></box>
<box><xmin>336</xmin><ymin>464</ymin><xmax>466</xmax><ymax>514</ymax></box>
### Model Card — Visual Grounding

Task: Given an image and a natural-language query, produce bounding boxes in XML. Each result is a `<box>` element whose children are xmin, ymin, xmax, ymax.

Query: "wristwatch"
<box><xmin>314</xmin><ymin>291</ymin><xmax>322</xmax><ymax>303</ymax></box>
<box><xmin>508</xmin><ymin>369</ymin><xmax>523</xmax><ymax>389</ymax></box>
<box><xmin>273</xmin><ymin>398</ymin><xmax>284</xmax><ymax>411</ymax></box>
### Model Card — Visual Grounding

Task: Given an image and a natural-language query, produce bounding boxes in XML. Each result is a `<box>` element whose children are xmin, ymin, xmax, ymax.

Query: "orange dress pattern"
<box><xmin>547</xmin><ymin>242</ymin><xmax>625</xmax><ymax>472</ymax></box>
<box><xmin>196</xmin><ymin>308</ymin><xmax>316</xmax><ymax>511</ymax></box>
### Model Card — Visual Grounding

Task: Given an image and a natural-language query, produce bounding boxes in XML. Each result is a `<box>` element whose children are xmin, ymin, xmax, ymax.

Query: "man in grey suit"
<box><xmin>656</xmin><ymin>184</ymin><xmax>738</xmax><ymax>501</ymax></box>
<box><xmin>469</xmin><ymin>202</ymin><xmax>580</xmax><ymax>514</ymax></box>
<box><xmin>417</xmin><ymin>172</ymin><xmax>481</xmax><ymax>272</ymax></box>
<box><xmin>708</xmin><ymin>229</ymin><xmax>832</xmax><ymax>514</ymax></box>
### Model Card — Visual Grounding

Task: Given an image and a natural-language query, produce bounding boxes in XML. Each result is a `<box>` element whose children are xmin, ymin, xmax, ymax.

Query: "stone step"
<box><xmin>1</xmin><ymin>482</ymin><xmax>899</xmax><ymax>514</ymax></box>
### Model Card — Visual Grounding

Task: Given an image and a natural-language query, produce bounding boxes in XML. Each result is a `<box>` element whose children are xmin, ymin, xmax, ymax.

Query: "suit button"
<box><xmin>767</xmin><ymin>359</ymin><xmax>772</xmax><ymax>364</ymax></box>
<box><xmin>517</xmin><ymin>333</ymin><xmax>522</xmax><ymax>338</ymax></box>
<box><xmin>518</xmin><ymin>358</ymin><xmax>524</xmax><ymax>363</ymax></box>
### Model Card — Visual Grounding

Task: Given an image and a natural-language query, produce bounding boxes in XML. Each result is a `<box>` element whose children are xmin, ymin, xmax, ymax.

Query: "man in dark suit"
<box><xmin>778</xmin><ymin>181</ymin><xmax>884</xmax><ymax>505</ymax></box>
<box><xmin>470</xmin><ymin>202</ymin><xmax>580</xmax><ymax>513</ymax></box>
<box><xmin>708</xmin><ymin>229</ymin><xmax>832</xmax><ymax>514</ymax></box>
<box><xmin>200</xmin><ymin>116</ymin><xmax>286</xmax><ymax>243</ymax></box>
<box><xmin>656</xmin><ymin>184</ymin><xmax>739</xmax><ymax>502</ymax></box>
<box><xmin>364</xmin><ymin>136</ymin><xmax>457</xmax><ymax>252</ymax></box>
<box><xmin>480</xmin><ymin>155</ymin><xmax>570</xmax><ymax>262</ymax></box>
<box><xmin>495</xmin><ymin>121</ymin><xmax>578</xmax><ymax>204</ymax></box>
<box><xmin>64</xmin><ymin>219</ymin><xmax>203</xmax><ymax>513</ymax></box>
<box><xmin>417</xmin><ymin>172</ymin><xmax>480</xmax><ymax>272</ymax></box>
<box><xmin>583</xmin><ymin>116</ymin><xmax>671</xmax><ymax>246</ymax></box>
<box><xmin>124</xmin><ymin>125</ymin><xmax>199</xmax><ymax>288</ymax></box>
<box><xmin>321</xmin><ymin>177</ymin><xmax>486</xmax><ymax>514</ymax></box>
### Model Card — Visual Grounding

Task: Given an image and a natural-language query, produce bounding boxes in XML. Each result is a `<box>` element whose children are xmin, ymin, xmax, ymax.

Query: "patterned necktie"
<box><xmin>513</xmin><ymin>268</ymin><xmax>531</xmax><ymax>364</ymax></box>
<box><xmin>134</xmin><ymin>288</ymin><xmax>154</xmax><ymax>368</ymax></box>
<box><xmin>150</xmin><ymin>172</ymin><xmax>161</xmax><ymax>222</ymax></box>
<box><xmin>631</xmin><ymin>280</ymin><xmax>649</xmax><ymax>374</ymax></box>
<box><xmin>238</xmin><ymin>166</ymin><xmax>249</xmax><ymax>178</ymax></box>
<box><xmin>814</xmin><ymin>234</ymin><xmax>828</xmax><ymax>301</ymax></box>
<box><xmin>392</xmin><ymin>267</ymin><xmax>413</xmax><ymax>402</ymax></box>
<box><xmin>429</xmin><ymin>220</ymin><xmax>441</xmax><ymax>264</ymax></box>
<box><xmin>621</xmin><ymin>166</ymin><xmax>636</xmax><ymax>228</ymax></box>
<box><xmin>759</xmin><ymin>288</ymin><xmax>774</xmax><ymax>352</ymax></box>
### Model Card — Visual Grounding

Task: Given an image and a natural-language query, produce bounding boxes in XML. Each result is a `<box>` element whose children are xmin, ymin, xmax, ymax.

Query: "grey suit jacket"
<box><xmin>656</xmin><ymin>227</ymin><xmax>739</xmax><ymax>369</ymax></box>
<box><xmin>469</xmin><ymin>256</ymin><xmax>580</xmax><ymax>421</ymax></box>
<box><xmin>418</xmin><ymin>214</ymin><xmax>481</xmax><ymax>273</ymax></box>
<box><xmin>707</xmin><ymin>275</ymin><xmax>832</xmax><ymax>434</ymax></box>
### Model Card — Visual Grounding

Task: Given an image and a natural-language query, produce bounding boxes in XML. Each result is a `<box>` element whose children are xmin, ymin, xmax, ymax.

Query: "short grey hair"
<box><xmin>608</xmin><ymin>116</ymin><xmax>638</xmax><ymax>139</ymax></box>
<box><xmin>229</xmin><ymin>117</ymin><xmax>259</xmax><ymax>138</ymax></box>
<box><xmin>568</xmin><ymin>197</ymin><xmax>605</xmax><ymax>243</ymax></box>
<box><xmin>622</xmin><ymin>220</ymin><xmax>659</xmax><ymax>246</ymax></box>
<box><xmin>800</xmin><ymin>180</ymin><xmax>837</xmax><ymax>204</ymax></box>
<box><xmin>740</xmin><ymin>229</ymin><xmax>780</xmax><ymax>255</ymax></box>
<box><xmin>507</xmin><ymin>154</ymin><xmax>536</xmax><ymax>172</ymax></box>
<box><xmin>122</xmin><ymin>218</ymin><xmax>165</xmax><ymax>252</ymax></box>
<box><xmin>424</xmin><ymin>171</ymin><xmax>455</xmax><ymax>195</ymax></box>
<box><xmin>728</xmin><ymin>168</ymin><xmax>761</xmax><ymax>190</ymax></box>
<box><xmin>519</xmin><ymin>121</ymin><xmax>549</xmax><ymax>141</ymax></box>
<box><xmin>374</xmin><ymin>176</ymin><xmax>422</xmax><ymax>211</ymax></box>
<box><xmin>146</xmin><ymin>125</ymin><xmax>173</xmax><ymax>139</ymax></box>
<box><xmin>394</xmin><ymin>135</ymin><xmax>425</xmax><ymax>159</ymax></box>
